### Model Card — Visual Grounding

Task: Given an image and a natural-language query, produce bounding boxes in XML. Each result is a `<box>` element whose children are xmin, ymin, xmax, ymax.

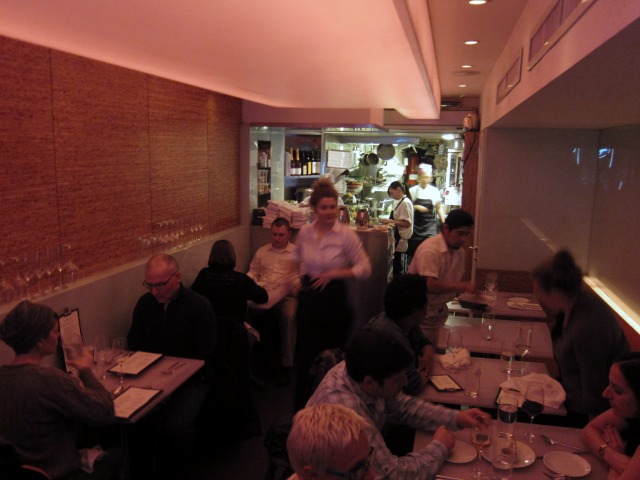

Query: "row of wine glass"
<box><xmin>137</xmin><ymin>217</ymin><xmax>206</xmax><ymax>258</ymax></box>
<box><xmin>0</xmin><ymin>245</ymin><xmax>79</xmax><ymax>305</ymax></box>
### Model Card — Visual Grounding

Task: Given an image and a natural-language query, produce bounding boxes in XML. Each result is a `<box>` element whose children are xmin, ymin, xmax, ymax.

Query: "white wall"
<box><xmin>476</xmin><ymin>127</ymin><xmax>599</xmax><ymax>271</ymax></box>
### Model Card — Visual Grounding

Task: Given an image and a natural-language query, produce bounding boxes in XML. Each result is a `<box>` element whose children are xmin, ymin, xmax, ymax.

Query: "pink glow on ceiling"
<box><xmin>0</xmin><ymin>0</ymin><xmax>442</xmax><ymax>119</ymax></box>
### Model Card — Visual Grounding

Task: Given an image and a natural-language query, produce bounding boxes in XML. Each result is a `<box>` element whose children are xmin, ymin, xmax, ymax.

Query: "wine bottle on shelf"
<box><xmin>288</xmin><ymin>147</ymin><xmax>294</xmax><ymax>176</ymax></box>
<box><xmin>295</xmin><ymin>148</ymin><xmax>301</xmax><ymax>176</ymax></box>
<box><xmin>302</xmin><ymin>151</ymin><xmax>308</xmax><ymax>175</ymax></box>
<box><xmin>314</xmin><ymin>150</ymin><xmax>321</xmax><ymax>174</ymax></box>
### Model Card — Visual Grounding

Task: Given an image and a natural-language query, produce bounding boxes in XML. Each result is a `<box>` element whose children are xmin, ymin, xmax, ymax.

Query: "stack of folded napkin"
<box><xmin>499</xmin><ymin>373</ymin><xmax>566</xmax><ymax>408</ymax></box>
<box><xmin>438</xmin><ymin>349</ymin><xmax>471</xmax><ymax>369</ymax></box>
<box><xmin>506</xmin><ymin>297</ymin><xmax>543</xmax><ymax>311</ymax></box>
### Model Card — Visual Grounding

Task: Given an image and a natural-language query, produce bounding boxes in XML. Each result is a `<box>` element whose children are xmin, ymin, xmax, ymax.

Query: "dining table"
<box><xmin>448</xmin><ymin>291</ymin><xmax>547</xmax><ymax>321</ymax></box>
<box><xmin>414</xmin><ymin>423</ymin><xmax>607</xmax><ymax>479</ymax></box>
<box><xmin>437</xmin><ymin>315</ymin><xmax>554</xmax><ymax>361</ymax></box>
<box><xmin>423</xmin><ymin>354</ymin><xmax>566</xmax><ymax>416</ymax></box>
<box><xmin>98</xmin><ymin>353</ymin><xmax>204</xmax><ymax>423</ymax></box>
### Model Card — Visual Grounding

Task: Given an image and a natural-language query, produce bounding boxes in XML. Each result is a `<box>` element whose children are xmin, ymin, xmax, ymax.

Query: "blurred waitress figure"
<box><xmin>293</xmin><ymin>177</ymin><xmax>371</xmax><ymax>409</ymax></box>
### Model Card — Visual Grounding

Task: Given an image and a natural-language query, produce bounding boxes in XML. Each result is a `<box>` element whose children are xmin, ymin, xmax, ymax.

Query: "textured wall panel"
<box><xmin>208</xmin><ymin>94</ymin><xmax>242</xmax><ymax>233</ymax></box>
<box><xmin>148</xmin><ymin>77</ymin><xmax>209</xmax><ymax>232</ymax></box>
<box><xmin>51</xmin><ymin>52</ymin><xmax>151</xmax><ymax>276</ymax></box>
<box><xmin>0</xmin><ymin>37</ymin><xmax>57</xmax><ymax>280</ymax></box>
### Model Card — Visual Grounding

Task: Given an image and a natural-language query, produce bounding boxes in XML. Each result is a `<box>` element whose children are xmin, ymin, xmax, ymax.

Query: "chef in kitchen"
<box><xmin>381</xmin><ymin>181</ymin><xmax>413</xmax><ymax>276</ymax></box>
<box><xmin>407</xmin><ymin>163</ymin><xmax>445</xmax><ymax>264</ymax></box>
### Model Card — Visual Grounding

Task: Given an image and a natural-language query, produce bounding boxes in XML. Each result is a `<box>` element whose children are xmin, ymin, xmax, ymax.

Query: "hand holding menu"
<box><xmin>108</xmin><ymin>351</ymin><xmax>162</xmax><ymax>376</ymax></box>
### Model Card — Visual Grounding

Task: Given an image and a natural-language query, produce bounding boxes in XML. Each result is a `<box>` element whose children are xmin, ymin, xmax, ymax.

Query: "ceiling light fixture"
<box><xmin>442</xmin><ymin>134</ymin><xmax>456</xmax><ymax>140</ymax></box>
<box><xmin>461</xmin><ymin>65</ymin><xmax>473</xmax><ymax>69</ymax></box>
<box><xmin>458</xmin><ymin>84</ymin><xmax>468</xmax><ymax>88</ymax></box>
<box><xmin>465</xmin><ymin>40</ymin><xmax>479</xmax><ymax>45</ymax></box>
<box><xmin>469</xmin><ymin>0</ymin><xmax>488</xmax><ymax>5</ymax></box>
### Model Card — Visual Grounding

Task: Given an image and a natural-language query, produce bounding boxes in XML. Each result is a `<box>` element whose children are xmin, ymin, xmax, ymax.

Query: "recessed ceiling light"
<box><xmin>461</xmin><ymin>65</ymin><xmax>473</xmax><ymax>69</ymax></box>
<box><xmin>458</xmin><ymin>84</ymin><xmax>468</xmax><ymax>88</ymax></box>
<box><xmin>469</xmin><ymin>0</ymin><xmax>488</xmax><ymax>5</ymax></box>
<box><xmin>465</xmin><ymin>40</ymin><xmax>479</xmax><ymax>45</ymax></box>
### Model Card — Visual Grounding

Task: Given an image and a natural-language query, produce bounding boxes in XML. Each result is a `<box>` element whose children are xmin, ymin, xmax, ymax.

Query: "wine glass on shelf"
<box><xmin>522</xmin><ymin>383</ymin><xmax>544</xmax><ymax>442</ymax></box>
<box><xmin>470</xmin><ymin>421</ymin><xmax>492</xmax><ymax>479</ymax></box>
<box><xmin>94</xmin><ymin>334</ymin><xmax>111</xmax><ymax>380</ymax></box>
<box><xmin>34</xmin><ymin>249</ymin><xmax>46</xmax><ymax>298</ymax></box>
<box><xmin>514</xmin><ymin>323</ymin><xmax>533</xmax><ymax>374</ymax></box>
<box><xmin>111</xmin><ymin>337</ymin><xmax>129</xmax><ymax>385</ymax></box>
<box><xmin>19</xmin><ymin>253</ymin><xmax>36</xmax><ymax>299</ymax></box>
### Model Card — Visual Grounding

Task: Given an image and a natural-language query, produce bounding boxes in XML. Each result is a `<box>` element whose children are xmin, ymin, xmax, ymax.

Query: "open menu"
<box><xmin>114</xmin><ymin>387</ymin><xmax>162</xmax><ymax>419</ymax></box>
<box><xmin>430</xmin><ymin>374</ymin><xmax>463</xmax><ymax>392</ymax></box>
<box><xmin>108</xmin><ymin>351</ymin><xmax>163</xmax><ymax>376</ymax></box>
<box><xmin>58</xmin><ymin>309</ymin><xmax>83</xmax><ymax>373</ymax></box>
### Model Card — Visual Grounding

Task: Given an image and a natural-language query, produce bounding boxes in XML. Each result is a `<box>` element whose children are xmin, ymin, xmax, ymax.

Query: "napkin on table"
<box><xmin>438</xmin><ymin>348</ymin><xmax>471</xmax><ymax>369</ymax></box>
<box><xmin>499</xmin><ymin>373</ymin><xmax>566</xmax><ymax>409</ymax></box>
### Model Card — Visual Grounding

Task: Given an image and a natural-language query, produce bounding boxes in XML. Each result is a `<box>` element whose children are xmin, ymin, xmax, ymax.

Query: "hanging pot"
<box><xmin>361</xmin><ymin>151</ymin><xmax>379</xmax><ymax>166</ymax></box>
<box><xmin>376</xmin><ymin>144</ymin><xmax>395</xmax><ymax>160</ymax></box>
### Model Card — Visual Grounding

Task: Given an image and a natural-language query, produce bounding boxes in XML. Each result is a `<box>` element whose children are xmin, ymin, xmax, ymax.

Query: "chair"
<box><xmin>18</xmin><ymin>465</ymin><xmax>52</xmax><ymax>480</ymax></box>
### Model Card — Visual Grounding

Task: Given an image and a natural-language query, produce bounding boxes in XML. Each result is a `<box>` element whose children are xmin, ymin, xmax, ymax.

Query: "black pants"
<box><xmin>293</xmin><ymin>278</ymin><xmax>352</xmax><ymax>410</ymax></box>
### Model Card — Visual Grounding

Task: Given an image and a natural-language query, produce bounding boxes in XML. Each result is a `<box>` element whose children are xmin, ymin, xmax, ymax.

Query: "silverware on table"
<box><xmin>163</xmin><ymin>361</ymin><xmax>185</xmax><ymax>374</ymax></box>
<box><xmin>541</xmin><ymin>434</ymin><xmax>587</xmax><ymax>452</ymax></box>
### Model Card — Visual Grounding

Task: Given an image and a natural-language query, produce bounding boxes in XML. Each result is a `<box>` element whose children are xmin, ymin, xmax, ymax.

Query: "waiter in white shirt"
<box><xmin>381</xmin><ymin>181</ymin><xmax>413</xmax><ymax>276</ymax></box>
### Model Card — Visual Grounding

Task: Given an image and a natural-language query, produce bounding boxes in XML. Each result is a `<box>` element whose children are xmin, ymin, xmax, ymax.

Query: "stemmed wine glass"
<box><xmin>447</xmin><ymin>328</ymin><xmax>463</xmax><ymax>355</ymax></box>
<box><xmin>514</xmin><ymin>323</ymin><xmax>533</xmax><ymax>374</ymax></box>
<box><xmin>19</xmin><ymin>253</ymin><xmax>36</xmax><ymax>299</ymax></box>
<box><xmin>94</xmin><ymin>334</ymin><xmax>111</xmax><ymax>380</ymax></box>
<box><xmin>111</xmin><ymin>337</ymin><xmax>129</xmax><ymax>385</ymax></box>
<box><xmin>0</xmin><ymin>260</ymin><xmax>16</xmax><ymax>305</ymax></box>
<box><xmin>522</xmin><ymin>383</ymin><xmax>544</xmax><ymax>442</ymax></box>
<box><xmin>34</xmin><ymin>250</ymin><xmax>46</xmax><ymax>298</ymax></box>
<box><xmin>470</xmin><ymin>421</ymin><xmax>492</xmax><ymax>479</ymax></box>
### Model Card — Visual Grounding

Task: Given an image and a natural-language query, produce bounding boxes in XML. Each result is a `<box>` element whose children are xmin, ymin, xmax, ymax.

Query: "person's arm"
<box><xmin>418</xmin><ymin>344</ymin><xmax>435</xmax><ymax>380</ymax></box>
<box><xmin>310</xmin><ymin>230</ymin><xmax>371</xmax><ymax>290</ymax></box>
<box><xmin>617</xmin><ymin>447</ymin><xmax>640</xmax><ymax>480</ymax></box>
<box><xmin>244</xmin><ymin>274</ymin><xmax>268</xmax><ymax>304</ymax></box>
<box><xmin>582</xmin><ymin>410</ymin><xmax>630</xmax><ymax>474</ymax></box>
<box><xmin>247</xmin><ymin>248</ymin><xmax>262</xmax><ymax>283</ymax></box>
<box><xmin>435</xmin><ymin>201</ymin><xmax>445</xmax><ymax>224</ymax></box>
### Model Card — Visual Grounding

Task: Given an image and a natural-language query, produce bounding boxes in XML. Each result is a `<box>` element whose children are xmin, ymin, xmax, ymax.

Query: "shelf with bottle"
<box><xmin>286</xmin><ymin>147</ymin><xmax>322</xmax><ymax>177</ymax></box>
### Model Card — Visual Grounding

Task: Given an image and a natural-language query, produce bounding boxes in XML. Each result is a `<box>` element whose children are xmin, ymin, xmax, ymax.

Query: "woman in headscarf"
<box><xmin>0</xmin><ymin>301</ymin><xmax>117</xmax><ymax>479</ymax></box>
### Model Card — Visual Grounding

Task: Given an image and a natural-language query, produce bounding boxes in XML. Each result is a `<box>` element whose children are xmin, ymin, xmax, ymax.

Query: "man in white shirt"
<box><xmin>248</xmin><ymin>217</ymin><xmax>299</xmax><ymax>385</ymax></box>
<box><xmin>408</xmin><ymin>209</ymin><xmax>476</xmax><ymax>341</ymax></box>
<box><xmin>381</xmin><ymin>181</ymin><xmax>413</xmax><ymax>276</ymax></box>
<box><xmin>408</xmin><ymin>164</ymin><xmax>444</xmax><ymax>264</ymax></box>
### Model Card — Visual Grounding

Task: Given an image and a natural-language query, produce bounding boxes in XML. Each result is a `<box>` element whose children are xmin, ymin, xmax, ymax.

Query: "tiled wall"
<box><xmin>0</xmin><ymin>35</ymin><xmax>241</xmax><ymax>281</ymax></box>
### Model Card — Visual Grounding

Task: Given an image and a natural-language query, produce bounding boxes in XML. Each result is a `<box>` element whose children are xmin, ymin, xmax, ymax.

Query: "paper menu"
<box><xmin>430</xmin><ymin>374</ymin><xmax>463</xmax><ymax>392</ymax></box>
<box><xmin>114</xmin><ymin>387</ymin><xmax>161</xmax><ymax>419</ymax></box>
<box><xmin>108</xmin><ymin>351</ymin><xmax>162</xmax><ymax>376</ymax></box>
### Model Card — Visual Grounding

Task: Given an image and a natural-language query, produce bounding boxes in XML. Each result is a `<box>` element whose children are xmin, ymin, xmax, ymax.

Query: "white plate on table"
<box><xmin>446</xmin><ymin>440</ymin><xmax>477</xmax><ymax>463</ymax></box>
<box><xmin>481</xmin><ymin>439</ymin><xmax>535</xmax><ymax>468</ymax></box>
<box><xmin>543</xmin><ymin>451</ymin><xmax>591</xmax><ymax>477</ymax></box>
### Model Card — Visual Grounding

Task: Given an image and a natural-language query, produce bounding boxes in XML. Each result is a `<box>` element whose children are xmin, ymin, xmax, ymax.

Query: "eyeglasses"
<box><xmin>142</xmin><ymin>271</ymin><xmax>177</xmax><ymax>290</ymax></box>
<box><xmin>326</xmin><ymin>446</ymin><xmax>374</xmax><ymax>480</ymax></box>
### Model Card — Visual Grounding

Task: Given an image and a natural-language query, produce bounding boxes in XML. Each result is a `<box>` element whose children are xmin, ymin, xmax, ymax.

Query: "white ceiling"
<box><xmin>0</xmin><ymin>0</ymin><xmax>527</xmax><ymax>121</ymax></box>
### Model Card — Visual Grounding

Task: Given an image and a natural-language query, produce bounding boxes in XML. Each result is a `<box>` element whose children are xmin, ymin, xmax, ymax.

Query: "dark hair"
<box><xmin>309</xmin><ymin>177</ymin><xmax>338</xmax><ymax>208</ymax></box>
<box><xmin>345</xmin><ymin>325</ymin><xmax>413</xmax><ymax>384</ymax></box>
<box><xmin>271</xmin><ymin>217</ymin><xmax>291</xmax><ymax>231</ymax></box>
<box><xmin>208</xmin><ymin>239</ymin><xmax>236</xmax><ymax>269</ymax></box>
<box><xmin>387</xmin><ymin>181</ymin><xmax>405</xmax><ymax>196</ymax></box>
<box><xmin>0</xmin><ymin>301</ymin><xmax>57</xmax><ymax>355</ymax></box>
<box><xmin>384</xmin><ymin>274</ymin><xmax>428</xmax><ymax>320</ymax></box>
<box><xmin>531</xmin><ymin>249</ymin><xmax>583</xmax><ymax>297</ymax></box>
<box><xmin>443</xmin><ymin>209</ymin><xmax>474</xmax><ymax>230</ymax></box>
<box><xmin>615</xmin><ymin>352</ymin><xmax>640</xmax><ymax>406</ymax></box>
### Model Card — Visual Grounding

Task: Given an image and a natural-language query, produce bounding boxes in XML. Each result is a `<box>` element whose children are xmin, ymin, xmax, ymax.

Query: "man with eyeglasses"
<box><xmin>127</xmin><ymin>253</ymin><xmax>217</xmax><ymax>479</ymax></box>
<box><xmin>307</xmin><ymin>324</ymin><xmax>490</xmax><ymax>480</ymax></box>
<box><xmin>287</xmin><ymin>403</ymin><xmax>375</xmax><ymax>480</ymax></box>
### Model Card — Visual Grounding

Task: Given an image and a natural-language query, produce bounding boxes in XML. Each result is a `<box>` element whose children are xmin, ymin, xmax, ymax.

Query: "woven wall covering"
<box><xmin>0</xmin><ymin>35</ymin><xmax>241</xmax><ymax>280</ymax></box>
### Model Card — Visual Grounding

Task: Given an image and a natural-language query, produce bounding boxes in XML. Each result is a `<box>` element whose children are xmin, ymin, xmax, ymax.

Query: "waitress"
<box><xmin>381</xmin><ymin>181</ymin><xmax>413</xmax><ymax>276</ymax></box>
<box><xmin>293</xmin><ymin>177</ymin><xmax>372</xmax><ymax>409</ymax></box>
<box><xmin>408</xmin><ymin>164</ymin><xmax>444</xmax><ymax>263</ymax></box>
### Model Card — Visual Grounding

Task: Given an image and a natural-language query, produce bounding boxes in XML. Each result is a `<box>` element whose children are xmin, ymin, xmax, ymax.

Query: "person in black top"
<box><xmin>192</xmin><ymin>239</ymin><xmax>268</xmax><ymax>323</ymax></box>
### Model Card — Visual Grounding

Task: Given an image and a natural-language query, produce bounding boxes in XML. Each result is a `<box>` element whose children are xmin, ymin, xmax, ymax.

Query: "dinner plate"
<box><xmin>482</xmin><ymin>439</ymin><xmax>535</xmax><ymax>468</ymax></box>
<box><xmin>543</xmin><ymin>451</ymin><xmax>591</xmax><ymax>477</ymax></box>
<box><xmin>446</xmin><ymin>440</ymin><xmax>477</xmax><ymax>463</ymax></box>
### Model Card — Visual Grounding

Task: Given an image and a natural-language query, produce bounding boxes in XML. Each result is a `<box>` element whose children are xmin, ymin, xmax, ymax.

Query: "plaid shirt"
<box><xmin>307</xmin><ymin>362</ymin><xmax>459</xmax><ymax>480</ymax></box>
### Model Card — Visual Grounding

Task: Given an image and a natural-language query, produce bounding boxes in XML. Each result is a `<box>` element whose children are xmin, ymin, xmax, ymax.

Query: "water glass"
<box><xmin>500</xmin><ymin>340</ymin><xmax>516</xmax><ymax>374</ymax></box>
<box><xmin>464</xmin><ymin>361</ymin><xmax>481</xmax><ymax>398</ymax></box>
<box><xmin>482</xmin><ymin>313</ymin><xmax>495</xmax><ymax>340</ymax></box>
